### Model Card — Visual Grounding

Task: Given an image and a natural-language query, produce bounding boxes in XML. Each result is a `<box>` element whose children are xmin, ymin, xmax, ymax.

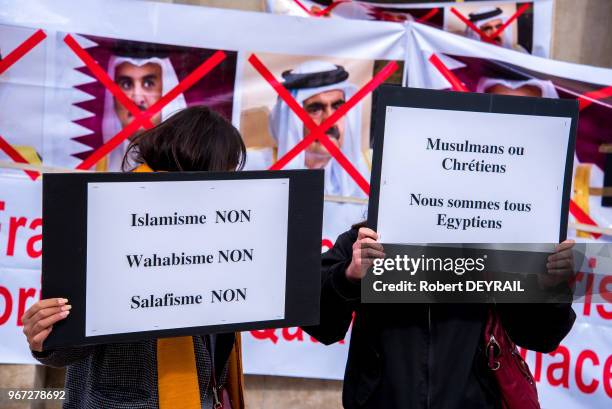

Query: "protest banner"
<box><xmin>0</xmin><ymin>0</ymin><xmax>404</xmax><ymax>377</ymax></box>
<box><xmin>266</xmin><ymin>0</ymin><xmax>554</xmax><ymax>56</ymax></box>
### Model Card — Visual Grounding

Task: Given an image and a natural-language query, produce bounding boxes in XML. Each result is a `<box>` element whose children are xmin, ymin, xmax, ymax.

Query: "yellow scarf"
<box><xmin>133</xmin><ymin>163</ymin><xmax>245</xmax><ymax>409</ymax></box>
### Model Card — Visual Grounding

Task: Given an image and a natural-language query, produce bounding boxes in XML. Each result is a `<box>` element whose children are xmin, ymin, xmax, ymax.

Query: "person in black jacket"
<box><xmin>303</xmin><ymin>224</ymin><xmax>576</xmax><ymax>409</ymax></box>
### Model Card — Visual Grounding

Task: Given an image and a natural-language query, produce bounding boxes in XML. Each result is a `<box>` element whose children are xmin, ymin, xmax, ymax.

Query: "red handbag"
<box><xmin>484</xmin><ymin>308</ymin><xmax>541</xmax><ymax>409</ymax></box>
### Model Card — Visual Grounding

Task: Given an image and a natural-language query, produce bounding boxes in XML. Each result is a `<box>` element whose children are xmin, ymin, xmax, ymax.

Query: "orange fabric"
<box><xmin>157</xmin><ymin>336</ymin><xmax>201</xmax><ymax>409</ymax></box>
<box><xmin>226</xmin><ymin>333</ymin><xmax>245</xmax><ymax>409</ymax></box>
<box><xmin>133</xmin><ymin>163</ymin><xmax>154</xmax><ymax>173</ymax></box>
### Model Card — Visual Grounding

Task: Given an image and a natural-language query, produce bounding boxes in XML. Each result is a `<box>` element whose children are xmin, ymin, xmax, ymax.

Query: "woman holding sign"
<box><xmin>22</xmin><ymin>106</ymin><xmax>246</xmax><ymax>409</ymax></box>
<box><xmin>304</xmin><ymin>223</ymin><xmax>576</xmax><ymax>409</ymax></box>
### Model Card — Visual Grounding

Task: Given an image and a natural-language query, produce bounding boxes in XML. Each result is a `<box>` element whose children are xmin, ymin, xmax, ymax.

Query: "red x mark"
<box><xmin>249</xmin><ymin>54</ymin><xmax>398</xmax><ymax>195</ymax></box>
<box><xmin>293</xmin><ymin>0</ymin><xmax>350</xmax><ymax>17</ymax></box>
<box><xmin>428</xmin><ymin>53</ymin><xmax>602</xmax><ymax>239</ymax></box>
<box><xmin>0</xmin><ymin>29</ymin><xmax>47</xmax><ymax>180</ymax></box>
<box><xmin>0</xmin><ymin>135</ymin><xmax>40</xmax><ymax>180</ymax></box>
<box><xmin>429</xmin><ymin>54</ymin><xmax>468</xmax><ymax>92</ymax></box>
<box><xmin>578</xmin><ymin>85</ymin><xmax>612</xmax><ymax>111</ymax></box>
<box><xmin>451</xmin><ymin>4</ymin><xmax>529</xmax><ymax>44</ymax></box>
<box><xmin>416</xmin><ymin>8</ymin><xmax>440</xmax><ymax>24</ymax></box>
<box><xmin>62</xmin><ymin>34</ymin><xmax>227</xmax><ymax>170</ymax></box>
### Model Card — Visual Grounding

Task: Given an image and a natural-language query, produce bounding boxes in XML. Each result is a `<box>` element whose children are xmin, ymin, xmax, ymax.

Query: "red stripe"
<box><xmin>569</xmin><ymin>200</ymin><xmax>601</xmax><ymax>239</ymax></box>
<box><xmin>317</xmin><ymin>0</ymin><xmax>351</xmax><ymax>16</ymax></box>
<box><xmin>269</xmin><ymin>134</ymin><xmax>318</xmax><ymax>170</ymax></box>
<box><xmin>0</xmin><ymin>135</ymin><xmax>39</xmax><ymax>180</ymax></box>
<box><xmin>0</xmin><ymin>29</ymin><xmax>47</xmax><ymax>75</ymax></box>
<box><xmin>63</xmin><ymin>34</ymin><xmax>154</xmax><ymax>129</ymax></box>
<box><xmin>450</xmin><ymin>7</ymin><xmax>488</xmax><ymax>41</ymax></box>
<box><xmin>578</xmin><ymin>85</ymin><xmax>612</xmax><ymax>111</ymax></box>
<box><xmin>490</xmin><ymin>4</ymin><xmax>530</xmax><ymax>40</ymax></box>
<box><xmin>76</xmin><ymin>51</ymin><xmax>226</xmax><ymax>170</ymax></box>
<box><xmin>0</xmin><ymin>29</ymin><xmax>46</xmax><ymax>180</ymax></box>
<box><xmin>428</xmin><ymin>54</ymin><xmax>469</xmax><ymax>92</ymax></box>
<box><xmin>416</xmin><ymin>8</ymin><xmax>440</xmax><ymax>23</ymax></box>
<box><xmin>317</xmin><ymin>134</ymin><xmax>370</xmax><ymax>195</ymax></box>
<box><xmin>292</xmin><ymin>0</ymin><xmax>350</xmax><ymax>17</ymax></box>
<box><xmin>248</xmin><ymin>54</ymin><xmax>318</xmax><ymax>130</ymax></box>
<box><xmin>292</xmin><ymin>0</ymin><xmax>312</xmax><ymax>15</ymax></box>
<box><xmin>323</xmin><ymin>61</ymin><xmax>398</xmax><ymax>131</ymax></box>
<box><xmin>76</xmin><ymin>116</ymin><xmax>145</xmax><ymax>170</ymax></box>
<box><xmin>147</xmin><ymin>51</ymin><xmax>226</xmax><ymax>117</ymax></box>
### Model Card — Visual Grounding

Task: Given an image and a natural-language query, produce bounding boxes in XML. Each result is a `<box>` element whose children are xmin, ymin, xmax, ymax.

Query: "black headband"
<box><xmin>281</xmin><ymin>65</ymin><xmax>349</xmax><ymax>90</ymax></box>
<box><xmin>112</xmin><ymin>40</ymin><xmax>171</xmax><ymax>59</ymax></box>
<box><xmin>468</xmin><ymin>8</ymin><xmax>503</xmax><ymax>23</ymax></box>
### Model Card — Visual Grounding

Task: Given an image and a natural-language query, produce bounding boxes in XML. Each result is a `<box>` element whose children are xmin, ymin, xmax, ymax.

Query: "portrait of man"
<box><xmin>267</xmin><ymin>60</ymin><xmax>369</xmax><ymax>198</ymax></box>
<box><xmin>101</xmin><ymin>42</ymin><xmax>187</xmax><ymax>171</ymax></box>
<box><xmin>465</xmin><ymin>7</ymin><xmax>527</xmax><ymax>52</ymax></box>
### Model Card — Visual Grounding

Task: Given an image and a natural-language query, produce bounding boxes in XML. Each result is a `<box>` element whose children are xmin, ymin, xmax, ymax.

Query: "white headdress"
<box><xmin>465</xmin><ymin>7</ymin><xmax>513</xmax><ymax>49</ymax></box>
<box><xmin>476</xmin><ymin>78</ymin><xmax>559</xmax><ymax>99</ymax></box>
<box><xmin>102</xmin><ymin>56</ymin><xmax>187</xmax><ymax>171</ymax></box>
<box><xmin>269</xmin><ymin>60</ymin><xmax>368</xmax><ymax>198</ymax></box>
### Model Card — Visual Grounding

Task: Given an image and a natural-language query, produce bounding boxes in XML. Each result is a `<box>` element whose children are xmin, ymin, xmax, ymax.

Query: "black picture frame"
<box><xmin>42</xmin><ymin>169</ymin><xmax>324</xmax><ymax>349</ymax></box>
<box><xmin>367</xmin><ymin>85</ymin><xmax>577</xmax><ymax>243</ymax></box>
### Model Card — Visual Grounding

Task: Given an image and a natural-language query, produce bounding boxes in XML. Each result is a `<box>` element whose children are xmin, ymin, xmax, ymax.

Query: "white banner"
<box><xmin>266</xmin><ymin>0</ymin><xmax>554</xmax><ymax>57</ymax></box>
<box><xmin>0</xmin><ymin>174</ymin><xmax>42</xmax><ymax>364</ymax></box>
<box><xmin>0</xmin><ymin>0</ymin><xmax>401</xmax><ymax>373</ymax></box>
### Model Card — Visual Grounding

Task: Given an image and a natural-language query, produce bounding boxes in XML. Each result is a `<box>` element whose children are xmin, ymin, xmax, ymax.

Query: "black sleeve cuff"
<box><xmin>330</xmin><ymin>260</ymin><xmax>361</xmax><ymax>301</ymax></box>
<box><xmin>32</xmin><ymin>349</ymin><xmax>52</xmax><ymax>358</ymax></box>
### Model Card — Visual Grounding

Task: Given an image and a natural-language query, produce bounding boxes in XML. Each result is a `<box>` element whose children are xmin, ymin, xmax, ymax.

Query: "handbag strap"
<box><xmin>207</xmin><ymin>334</ymin><xmax>224</xmax><ymax>409</ymax></box>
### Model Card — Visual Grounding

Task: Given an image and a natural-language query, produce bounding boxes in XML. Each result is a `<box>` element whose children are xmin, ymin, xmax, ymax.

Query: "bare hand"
<box><xmin>22</xmin><ymin>298</ymin><xmax>71</xmax><ymax>352</ymax></box>
<box><xmin>540</xmin><ymin>240</ymin><xmax>575</xmax><ymax>288</ymax></box>
<box><xmin>345</xmin><ymin>228</ymin><xmax>385</xmax><ymax>282</ymax></box>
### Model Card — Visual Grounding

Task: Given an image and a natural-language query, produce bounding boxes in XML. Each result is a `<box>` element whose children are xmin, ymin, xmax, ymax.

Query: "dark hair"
<box><xmin>123</xmin><ymin>105</ymin><xmax>246</xmax><ymax>172</ymax></box>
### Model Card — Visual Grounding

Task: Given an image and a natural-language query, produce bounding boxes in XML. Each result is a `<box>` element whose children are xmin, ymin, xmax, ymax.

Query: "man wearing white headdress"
<box><xmin>465</xmin><ymin>7</ymin><xmax>527</xmax><ymax>53</ymax></box>
<box><xmin>267</xmin><ymin>60</ymin><xmax>369</xmax><ymax>199</ymax></box>
<box><xmin>100</xmin><ymin>43</ymin><xmax>187</xmax><ymax>171</ymax></box>
<box><xmin>476</xmin><ymin>77</ymin><xmax>559</xmax><ymax>98</ymax></box>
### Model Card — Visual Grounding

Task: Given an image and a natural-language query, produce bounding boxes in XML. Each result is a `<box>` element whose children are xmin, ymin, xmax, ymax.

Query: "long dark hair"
<box><xmin>123</xmin><ymin>105</ymin><xmax>246</xmax><ymax>172</ymax></box>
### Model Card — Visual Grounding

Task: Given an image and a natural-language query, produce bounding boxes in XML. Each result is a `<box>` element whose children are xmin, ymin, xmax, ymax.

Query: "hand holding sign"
<box><xmin>22</xmin><ymin>298</ymin><xmax>70</xmax><ymax>352</ymax></box>
<box><xmin>346</xmin><ymin>227</ymin><xmax>385</xmax><ymax>282</ymax></box>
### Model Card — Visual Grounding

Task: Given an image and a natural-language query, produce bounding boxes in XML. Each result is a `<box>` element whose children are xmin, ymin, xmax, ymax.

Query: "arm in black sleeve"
<box><xmin>302</xmin><ymin>229</ymin><xmax>361</xmax><ymax>345</ymax></box>
<box><xmin>498</xmin><ymin>281</ymin><xmax>576</xmax><ymax>352</ymax></box>
<box><xmin>32</xmin><ymin>346</ymin><xmax>96</xmax><ymax>368</ymax></box>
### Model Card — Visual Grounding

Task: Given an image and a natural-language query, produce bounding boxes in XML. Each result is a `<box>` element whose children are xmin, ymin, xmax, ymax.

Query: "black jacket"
<box><xmin>303</xmin><ymin>227</ymin><xmax>576</xmax><ymax>409</ymax></box>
